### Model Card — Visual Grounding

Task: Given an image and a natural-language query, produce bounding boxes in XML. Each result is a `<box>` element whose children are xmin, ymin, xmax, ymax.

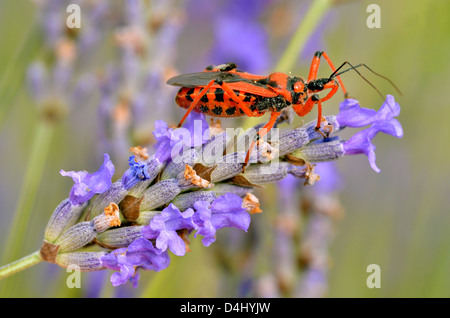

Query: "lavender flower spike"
<box><xmin>60</xmin><ymin>153</ymin><xmax>115</xmax><ymax>205</ymax></box>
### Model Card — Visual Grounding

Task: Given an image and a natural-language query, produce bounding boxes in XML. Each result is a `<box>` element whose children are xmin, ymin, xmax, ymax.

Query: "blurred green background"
<box><xmin>0</xmin><ymin>0</ymin><xmax>448</xmax><ymax>297</ymax></box>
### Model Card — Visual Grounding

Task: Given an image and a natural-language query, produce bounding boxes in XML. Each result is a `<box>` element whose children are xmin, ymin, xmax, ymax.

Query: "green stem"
<box><xmin>1</xmin><ymin>122</ymin><xmax>54</xmax><ymax>264</ymax></box>
<box><xmin>0</xmin><ymin>19</ymin><xmax>41</xmax><ymax>129</ymax></box>
<box><xmin>0</xmin><ymin>251</ymin><xmax>42</xmax><ymax>280</ymax></box>
<box><xmin>275</xmin><ymin>0</ymin><xmax>332</xmax><ymax>73</ymax></box>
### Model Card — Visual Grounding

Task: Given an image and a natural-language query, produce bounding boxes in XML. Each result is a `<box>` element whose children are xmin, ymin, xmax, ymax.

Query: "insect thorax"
<box><xmin>253</xmin><ymin>95</ymin><xmax>289</xmax><ymax>113</ymax></box>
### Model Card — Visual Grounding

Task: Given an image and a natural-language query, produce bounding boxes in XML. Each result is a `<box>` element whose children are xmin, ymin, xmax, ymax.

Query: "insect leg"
<box><xmin>243</xmin><ymin>111</ymin><xmax>281</xmax><ymax>171</ymax></box>
<box><xmin>315</xmin><ymin>81</ymin><xmax>339</xmax><ymax>137</ymax></box>
<box><xmin>292</xmin><ymin>96</ymin><xmax>316</xmax><ymax>117</ymax></box>
<box><xmin>293</xmin><ymin>94</ymin><xmax>332</xmax><ymax>137</ymax></box>
<box><xmin>308</xmin><ymin>51</ymin><xmax>347</xmax><ymax>97</ymax></box>
<box><xmin>316</xmin><ymin>80</ymin><xmax>339</xmax><ymax>103</ymax></box>
<box><xmin>177</xmin><ymin>80</ymin><xmax>216</xmax><ymax>127</ymax></box>
<box><xmin>215</xmin><ymin>80</ymin><xmax>255</xmax><ymax>117</ymax></box>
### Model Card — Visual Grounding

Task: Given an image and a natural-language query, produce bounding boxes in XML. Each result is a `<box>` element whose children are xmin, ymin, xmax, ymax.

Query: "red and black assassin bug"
<box><xmin>166</xmin><ymin>51</ymin><xmax>395</xmax><ymax>169</ymax></box>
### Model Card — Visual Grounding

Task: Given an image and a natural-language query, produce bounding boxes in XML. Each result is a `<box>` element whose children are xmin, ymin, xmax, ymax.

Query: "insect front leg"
<box><xmin>293</xmin><ymin>94</ymin><xmax>333</xmax><ymax>138</ymax></box>
<box><xmin>308</xmin><ymin>51</ymin><xmax>348</xmax><ymax>97</ymax></box>
<box><xmin>243</xmin><ymin>111</ymin><xmax>281</xmax><ymax>172</ymax></box>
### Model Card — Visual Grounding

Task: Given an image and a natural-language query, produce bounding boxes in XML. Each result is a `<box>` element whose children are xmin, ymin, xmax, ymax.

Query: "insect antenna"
<box><xmin>329</xmin><ymin>62</ymin><xmax>402</xmax><ymax>100</ymax></box>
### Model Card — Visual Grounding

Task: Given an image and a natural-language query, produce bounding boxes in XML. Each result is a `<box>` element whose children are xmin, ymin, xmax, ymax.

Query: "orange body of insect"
<box><xmin>166</xmin><ymin>51</ymin><xmax>348</xmax><ymax>168</ymax></box>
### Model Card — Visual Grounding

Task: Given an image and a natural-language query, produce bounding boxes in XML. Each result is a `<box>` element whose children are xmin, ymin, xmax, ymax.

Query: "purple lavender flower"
<box><xmin>152</xmin><ymin>112</ymin><xmax>209</xmax><ymax>163</ymax></box>
<box><xmin>210</xmin><ymin>16</ymin><xmax>271</xmax><ymax>73</ymax></box>
<box><xmin>171</xmin><ymin>112</ymin><xmax>210</xmax><ymax>148</ymax></box>
<box><xmin>60</xmin><ymin>153</ymin><xmax>115</xmax><ymax>205</ymax></box>
<box><xmin>101</xmin><ymin>238</ymin><xmax>170</xmax><ymax>287</ymax></box>
<box><xmin>187</xmin><ymin>0</ymin><xmax>272</xmax><ymax>73</ymax></box>
<box><xmin>342</xmin><ymin>118</ymin><xmax>403</xmax><ymax>173</ymax></box>
<box><xmin>100</xmin><ymin>247</ymin><xmax>136</xmax><ymax>287</ymax></box>
<box><xmin>296</xmin><ymin>268</ymin><xmax>328</xmax><ymax>298</ymax></box>
<box><xmin>126</xmin><ymin>238</ymin><xmax>171</xmax><ymax>272</ymax></box>
<box><xmin>101</xmin><ymin>193</ymin><xmax>251</xmax><ymax>287</ymax></box>
<box><xmin>336</xmin><ymin>95</ymin><xmax>403</xmax><ymax>173</ymax></box>
<box><xmin>313</xmin><ymin>162</ymin><xmax>343</xmax><ymax>194</ymax></box>
<box><xmin>153</xmin><ymin>119</ymin><xmax>171</xmax><ymax>143</ymax></box>
<box><xmin>121</xmin><ymin>155</ymin><xmax>151</xmax><ymax>189</ymax></box>
<box><xmin>141</xmin><ymin>204</ymin><xmax>197</xmax><ymax>256</ymax></box>
<box><xmin>193</xmin><ymin>193</ymin><xmax>251</xmax><ymax>247</ymax></box>
<box><xmin>336</xmin><ymin>95</ymin><xmax>401</xmax><ymax>129</ymax></box>
<box><xmin>26</xmin><ymin>62</ymin><xmax>47</xmax><ymax>103</ymax></box>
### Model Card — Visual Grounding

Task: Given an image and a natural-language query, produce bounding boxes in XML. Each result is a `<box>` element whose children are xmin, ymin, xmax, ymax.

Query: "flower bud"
<box><xmin>200</xmin><ymin>131</ymin><xmax>229</xmax><ymax>165</ymax></box>
<box><xmin>140</xmin><ymin>179</ymin><xmax>181</xmax><ymax>210</ymax></box>
<box><xmin>127</xmin><ymin>157</ymin><xmax>165</xmax><ymax>197</ymax></box>
<box><xmin>249</xmin><ymin>139</ymin><xmax>279</xmax><ymax>163</ymax></box>
<box><xmin>55</xmin><ymin>221</ymin><xmax>97</xmax><ymax>253</ymax></box>
<box><xmin>297</xmin><ymin>138</ymin><xmax>345</xmax><ymax>163</ymax></box>
<box><xmin>135</xmin><ymin>211</ymin><xmax>161</xmax><ymax>225</ymax></box>
<box><xmin>96</xmin><ymin>225</ymin><xmax>144</xmax><ymax>248</ymax></box>
<box><xmin>56</xmin><ymin>252</ymin><xmax>107</xmax><ymax>271</ymax></box>
<box><xmin>92</xmin><ymin>203</ymin><xmax>121</xmax><ymax>233</ymax></box>
<box><xmin>304</xmin><ymin>116</ymin><xmax>339</xmax><ymax>141</ymax></box>
<box><xmin>160</xmin><ymin>148</ymin><xmax>199</xmax><ymax>180</ymax></box>
<box><xmin>210</xmin><ymin>152</ymin><xmax>246</xmax><ymax>182</ymax></box>
<box><xmin>89</xmin><ymin>180</ymin><xmax>128</xmax><ymax>218</ymax></box>
<box><xmin>288</xmin><ymin>163</ymin><xmax>321</xmax><ymax>185</ymax></box>
<box><xmin>242</xmin><ymin>193</ymin><xmax>262</xmax><ymax>214</ymax></box>
<box><xmin>278</xmin><ymin>128</ymin><xmax>310</xmax><ymax>157</ymax></box>
<box><xmin>178</xmin><ymin>164</ymin><xmax>212</xmax><ymax>190</ymax></box>
<box><xmin>171</xmin><ymin>191</ymin><xmax>217</xmax><ymax>211</ymax></box>
<box><xmin>44</xmin><ymin>199</ymin><xmax>86</xmax><ymax>243</ymax></box>
<box><xmin>242</xmin><ymin>162</ymin><xmax>289</xmax><ymax>184</ymax></box>
<box><xmin>208</xmin><ymin>184</ymin><xmax>254</xmax><ymax>197</ymax></box>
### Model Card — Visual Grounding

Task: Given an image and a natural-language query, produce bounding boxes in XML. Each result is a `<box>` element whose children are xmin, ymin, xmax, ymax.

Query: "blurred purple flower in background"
<box><xmin>185</xmin><ymin>0</ymin><xmax>273</xmax><ymax>73</ymax></box>
<box><xmin>96</xmin><ymin>0</ymin><xmax>186</xmax><ymax>169</ymax></box>
<box><xmin>27</xmin><ymin>0</ymin><xmax>111</xmax><ymax>118</ymax></box>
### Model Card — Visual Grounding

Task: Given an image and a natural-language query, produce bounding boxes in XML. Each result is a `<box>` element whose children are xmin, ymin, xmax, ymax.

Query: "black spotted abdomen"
<box><xmin>175</xmin><ymin>87</ymin><xmax>274</xmax><ymax>118</ymax></box>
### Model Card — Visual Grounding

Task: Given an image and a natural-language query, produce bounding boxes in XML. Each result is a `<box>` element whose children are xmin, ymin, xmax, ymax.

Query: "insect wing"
<box><xmin>167</xmin><ymin>71</ymin><xmax>278</xmax><ymax>98</ymax></box>
<box><xmin>166</xmin><ymin>71</ymin><xmax>245</xmax><ymax>87</ymax></box>
<box><xmin>227</xmin><ymin>82</ymin><xmax>278</xmax><ymax>98</ymax></box>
